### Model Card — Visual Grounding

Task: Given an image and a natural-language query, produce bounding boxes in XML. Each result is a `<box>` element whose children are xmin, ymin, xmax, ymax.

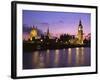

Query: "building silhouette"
<box><xmin>28</xmin><ymin>20</ymin><xmax>85</xmax><ymax>45</ymax></box>
<box><xmin>46</xmin><ymin>27</ymin><xmax>51</xmax><ymax>38</ymax></box>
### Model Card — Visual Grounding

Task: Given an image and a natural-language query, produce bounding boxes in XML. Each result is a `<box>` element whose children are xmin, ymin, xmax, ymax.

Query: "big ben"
<box><xmin>77</xmin><ymin>20</ymin><xmax>83</xmax><ymax>44</ymax></box>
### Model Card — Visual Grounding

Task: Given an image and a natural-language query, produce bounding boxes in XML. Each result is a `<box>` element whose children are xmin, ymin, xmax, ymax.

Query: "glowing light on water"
<box><xmin>81</xmin><ymin>47</ymin><xmax>84</xmax><ymax>65</ymax></box>
<box><xmin>47</xmin><ymin>49</ymin><xmax>50</xmax><ymax>53</ymax></box>
<box><xmin>32</xmin><ymin>51</ymin><xmax>39</xmax><ymax>67</ymax></box>
<box><xmin>46</xmin><ymin>49</ymin><xmax>50</xmax><ymax>65</ymax></box>
<box><xmin>76</xmin><ymin>48</ymin><xmax>80</xmax><ymax>65</ymax></box>
<box><xmin>55</xmin><ymin>49</ymin><xmax>59</xmax><ymax>54</ymax></box>
<box><xmin>76</xmin><ymin>47</ymin><xmax>85</xmax><ymax>65</ymax></box>
<box><xmin>68</xmin><ymin>48</ymin><xmax>72</xmax><ymax>64</ymax></box>
<box><xmin>54</xmin><ymin>50</ymin><xmax>59</xmax><ymax>66</ymax></box>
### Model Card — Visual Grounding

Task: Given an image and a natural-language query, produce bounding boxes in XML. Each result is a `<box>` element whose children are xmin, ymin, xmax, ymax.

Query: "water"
<box><xmin>23</xmin><ymin>47</ymin><xmax>91</xmax><ymax>69</ymax></box>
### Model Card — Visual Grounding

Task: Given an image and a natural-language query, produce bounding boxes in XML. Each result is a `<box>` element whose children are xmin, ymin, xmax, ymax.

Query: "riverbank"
<box><xmin>23</xmin><ymin>42</ymin><xmax>90</xmax><ymax>52</ymax></box>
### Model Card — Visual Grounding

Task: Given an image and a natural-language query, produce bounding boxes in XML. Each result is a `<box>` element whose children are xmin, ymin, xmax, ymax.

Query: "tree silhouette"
<box><xmin>60</xmin><ymin>34</ymin><xmax>72</xmax><ymax>43</ymax></box>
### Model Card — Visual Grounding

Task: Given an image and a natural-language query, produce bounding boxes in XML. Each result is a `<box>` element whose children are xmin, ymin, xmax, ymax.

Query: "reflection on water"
<box><xmin>32</xmin><ymin>51</ymin><xmax>39</xmax><ymax>67</ymax></box>
<box><xmin>76</xmin><ymin>47</ymin><xmax>84</xmax><ymax>65</ymax></box>
<box><xmin>54</xmin><ymin>50</ymin><xmax>59</xmax><ymax>67</ymax></box>
<box><xmin>68</xmin><ymin>48</ymin><xmax>72</xmax><ymax>65</ymax></box>
<box><xmin>23</xmin><ymin>47</ymin><xmax>90</xmax><ymax>69</ymax></box>
<box><xmin>46</xmin><ymin>49</ymin><xmax>50</xmax><ymax>66</ymax></box>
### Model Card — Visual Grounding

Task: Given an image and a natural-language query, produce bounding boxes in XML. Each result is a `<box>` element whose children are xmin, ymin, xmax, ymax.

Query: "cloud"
<box><xmin>40</xmin><ymin>22</ymin><xmax>50</xmax><ymax>26</ymax></box>
<box><xmin>59</xmin><ymin>20</ymin><xmax>64</xmax><ymax>23</ymax></box>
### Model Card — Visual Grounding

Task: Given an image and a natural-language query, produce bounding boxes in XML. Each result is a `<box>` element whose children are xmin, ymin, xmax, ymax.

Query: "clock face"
<box><xmin>78</xmin><ymin>26</ymin><xmax>82</xmax><ymax>30</ymax></box>
<box><xmin>78</xmin><ymin>27</ymin><xmax>81</xmax><ymax>30</ymax></box>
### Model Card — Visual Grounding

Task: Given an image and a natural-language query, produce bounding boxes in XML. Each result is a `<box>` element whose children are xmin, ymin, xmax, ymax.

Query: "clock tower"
<box><xmin>77</xmin><ymin>20</ymin><xmax>83</xmax><ymax>44</ymax></box>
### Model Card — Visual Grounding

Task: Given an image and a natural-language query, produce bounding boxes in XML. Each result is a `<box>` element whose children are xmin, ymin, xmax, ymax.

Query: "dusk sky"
<box><xmin>23</xmin><ymin>10</ymin><xmax>91</xmax><ymax>36</ymax></box>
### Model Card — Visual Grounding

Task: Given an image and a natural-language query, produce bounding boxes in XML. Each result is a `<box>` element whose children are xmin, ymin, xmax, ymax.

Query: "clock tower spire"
<box><xmin>77</xmin><ymin>20</ymin><xmax>83</xmax><ymax>44</ymax></box>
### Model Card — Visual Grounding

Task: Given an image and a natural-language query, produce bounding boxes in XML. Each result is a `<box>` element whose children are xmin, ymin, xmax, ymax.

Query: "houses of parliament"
<box><xmin>28</xmin><ymin>20</ymin><xmax>84</xmax><ymax>45</ymax></box>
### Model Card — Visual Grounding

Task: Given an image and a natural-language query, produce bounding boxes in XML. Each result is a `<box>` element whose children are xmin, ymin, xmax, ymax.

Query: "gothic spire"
<box><xmin>47</xmin><ymin>27</ymin><xmax>49</xmax><ymax>35</ymax></box>
<box><xmin>79</xmin><ymin>20</ymin><xmax>82</xmax><ymax>26</ymax></box>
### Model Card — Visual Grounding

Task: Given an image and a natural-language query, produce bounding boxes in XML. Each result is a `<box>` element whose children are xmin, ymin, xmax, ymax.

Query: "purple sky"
<box><xmin>23</xmin><ymin>10</ymin><xmax>91</xmax><ymax>36</ymax></box>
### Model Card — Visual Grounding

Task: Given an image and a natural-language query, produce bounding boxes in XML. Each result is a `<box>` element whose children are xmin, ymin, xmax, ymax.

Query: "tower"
<box><xmin>29</xmin><ymin>26</ymin><xmax>38</xmax><ymax>41</ymax></box>
<box><xmin>47</xmin><ymin>27</ymin><xmax>50</xmax><ymax>38</ymax></box>
<box><xmin>77</xmin><ymin>20</ymin><xmax>83</xmax><ymax>44</ymax></box>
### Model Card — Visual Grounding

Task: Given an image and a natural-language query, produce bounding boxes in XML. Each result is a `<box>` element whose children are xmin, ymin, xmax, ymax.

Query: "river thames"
<box><xmin>23</xmin><ymin>47</ymin><xmax>90</xmax><ymax>69</ymax></box>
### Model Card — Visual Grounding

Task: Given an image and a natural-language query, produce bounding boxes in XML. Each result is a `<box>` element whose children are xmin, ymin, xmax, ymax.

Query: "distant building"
<box><xmin>28</xmin><ymin>20</ymin><xmax>85</xmax><ymax>45</ymax></box>
<box><xmin>29</xmin><ymin>26</ymin><xmax>39</xmax><ymax>40</ymax></box>
<box><xmin>85</xmin><ymin>33</ymin><xmax>91</xmax><ymax>40</ymax></box>
<box><xmin>46</xmin><ymin>27</ymin><xmax>51</xmax><ymax>38</ymax></box>
<box><xmin>77</xmin><ymin>20</ymin><xmax>84</xmax><ymax>44</ymax></box>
